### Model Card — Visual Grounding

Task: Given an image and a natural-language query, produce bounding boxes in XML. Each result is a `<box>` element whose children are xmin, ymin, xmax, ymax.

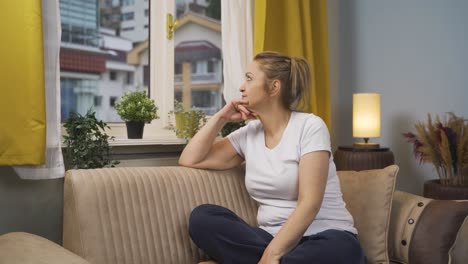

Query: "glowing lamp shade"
<box><xmin>353</xmin><ymin>93</ymin><xmax>381</xmax><ymax>146</ymax></box>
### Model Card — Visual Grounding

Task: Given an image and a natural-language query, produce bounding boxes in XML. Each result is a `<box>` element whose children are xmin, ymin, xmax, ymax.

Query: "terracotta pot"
<box><xmin>424</xmin><ymin>180</ymin><xmax>468</xmax><ymax>200</ymax></box>
<box><xmin>125</xmin><ymin>121</ymin><xmax>145</xmax><ymax>139</ymax></box>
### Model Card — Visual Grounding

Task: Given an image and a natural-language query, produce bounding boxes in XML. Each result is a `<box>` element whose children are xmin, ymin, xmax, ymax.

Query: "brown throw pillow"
<box><xmin>409</xmin><ymin>200</ymin><xmax>468</xmax><ymax>264</ymax></box>
<box><xmin>337</xmin><ymin>165</ymin><xmax>399</xmax><ymax>264</ymax></box>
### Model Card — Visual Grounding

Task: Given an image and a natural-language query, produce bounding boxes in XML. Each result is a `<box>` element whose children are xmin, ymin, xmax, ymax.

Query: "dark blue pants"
<box><xmin>189</xmin><ymin>204</ymin><xmax>367</xmax><ymax>264</ymax></box>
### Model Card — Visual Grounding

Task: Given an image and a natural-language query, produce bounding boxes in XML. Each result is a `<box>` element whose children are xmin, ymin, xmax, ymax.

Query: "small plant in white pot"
<box><xmin>115</xmin><ymin>90</ymin><xmax>159</xmax><ymax>139</ymax></box>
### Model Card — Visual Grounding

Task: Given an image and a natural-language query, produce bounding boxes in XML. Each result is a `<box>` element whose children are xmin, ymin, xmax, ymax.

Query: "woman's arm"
<box><xmin>259</xmin><ymin>151</ymin><xmax>329</xmax><ymax>263</ymax></box>
<box><xmin>178</xmin><ymin>99</ymin><xmax>254</xmax><ymax>170</ymax></box>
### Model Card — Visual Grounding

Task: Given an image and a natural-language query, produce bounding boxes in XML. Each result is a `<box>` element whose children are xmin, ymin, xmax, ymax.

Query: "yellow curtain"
<box><xmin>0</xmin><ymin>1</ymin><xmax>46</xmax><ymax>165</ymax></box>
<box><xmin>254</xmin><ymin>0</ymin><xmax>331</xmax><ymax>129</ymax></box>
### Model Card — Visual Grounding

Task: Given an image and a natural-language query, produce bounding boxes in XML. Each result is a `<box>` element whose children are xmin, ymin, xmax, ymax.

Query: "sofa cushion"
<box><xmin>0</xmin><ymin>232</ymin><xmax>90</xmax><ymax>264</ymax></box>
<box><xmin>337</xmin><ymin>165</ymin><xmax>399</xmax><ymax>264</ymax></box>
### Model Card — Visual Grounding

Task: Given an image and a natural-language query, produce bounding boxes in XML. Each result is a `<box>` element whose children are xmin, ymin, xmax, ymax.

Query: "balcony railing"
<box><xmin>174</xmin><ymin>72</ymin><xmax>221</xmax><ymax>84</ymax></box>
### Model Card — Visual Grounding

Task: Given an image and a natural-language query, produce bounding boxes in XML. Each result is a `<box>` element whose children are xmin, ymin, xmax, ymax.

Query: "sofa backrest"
<box><xmin>63</xmin><ymin>166</ymin><xmax>258</xmax><ymax>264</ymax></box>
<box><xmin>63</xmin><ymin>165</ymin><xmax>399</xmax><ymax>264</ymax></box>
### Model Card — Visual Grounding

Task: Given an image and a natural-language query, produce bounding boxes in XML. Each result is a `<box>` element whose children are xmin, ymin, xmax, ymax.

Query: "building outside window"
<box><xmin>122</xmin><ymin>12</ymin><xmax>134</xmax><ymax>21</ymax></box>
<box><xmin>60</xmin><ymin>0</ymin><xmax>142</xmax><ymax>123</ymax></box>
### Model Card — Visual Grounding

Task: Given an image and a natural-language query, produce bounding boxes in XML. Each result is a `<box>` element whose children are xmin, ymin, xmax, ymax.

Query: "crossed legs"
<box><xmin>189</xmin><ymin>204</ymin><xmax>366</xmax><ymax>264</ymax></box>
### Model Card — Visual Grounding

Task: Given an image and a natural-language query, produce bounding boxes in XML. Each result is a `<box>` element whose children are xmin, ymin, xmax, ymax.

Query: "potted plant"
<box><xmin>114</xmin><ymin>90</ymin><xmax>159</xmax><ymax>139</ymax></box>
<box><xmin>170</xmin><ymin>100</ymin><xmax>207</xmax><ymax>141</ymax></box>
<box><xmin>221</xmin><ymin>121</ymin><xmax>246</xmax><ymax>137</ymax></box>
<box><xmin>403</xmin><ymin>112</ymin><xmax>468</xmax><ymax>199</ymax></box>
<box><xmin>63</xmin><ymin>110</ymin><xmax>119</xmax><ymax>169</ymax></box>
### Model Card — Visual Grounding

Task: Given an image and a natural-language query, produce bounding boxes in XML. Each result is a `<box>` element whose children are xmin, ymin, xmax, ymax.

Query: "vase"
<box><xmin>423</xmin><ymin>179</ymin><xmax>468</xmax><ymax>200</ymax></box>
<box><xmin>125</xmin><ymin>121</ymin><xmax>145</xmax><ymax>139</ymax></box>
<box><xmin>174</xmin><ymin>111</ymin><xmax>204</xmax><ymax>139</ymax></box>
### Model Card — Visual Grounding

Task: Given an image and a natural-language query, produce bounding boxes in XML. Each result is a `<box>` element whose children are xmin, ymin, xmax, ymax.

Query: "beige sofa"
<box><xmin>0</xmin><ymin>165</ymin><xmax>467</xmax><ymax>264</ymax></box>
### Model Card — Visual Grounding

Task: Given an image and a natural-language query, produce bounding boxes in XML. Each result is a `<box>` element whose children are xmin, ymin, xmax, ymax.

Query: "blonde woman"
<box><xmin>179</xmin><ymin>51</ymin><xmax>366</xmax><ymax>264</ymax></box>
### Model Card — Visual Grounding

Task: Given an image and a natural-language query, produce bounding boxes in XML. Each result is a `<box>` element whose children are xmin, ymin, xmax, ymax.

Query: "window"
<box><xmin>207</xmin><ymin>60</ymin><xmax>214</xmax><ymax>73</ymax></box>
<box><xmin>94</xmin><ymin>96</ymin><xmax>102</xmax><ymax>107</ymax></box>
<box><xmin>60</xmin><ymin>0</ymin><xmax>149</xmax><ymax>124</ymax></box>
<box><xmin>109</xmin><ymin>71</ymin><xmax>117</xmax><ymax>81</ymax></box>
<box><xmin>111</xmin><ymin>14</ymin><xmax>120</xmax><ymax>23</ymax></box>
<box><xmin>126</xmin><ymin>72</ymin><xmax>134</xmax><ymax>85</ymax></box>
<box><xmin>143</xmin><ymin>65</ymin><xmax>149</xmax><ymax>86</ymax></box>
<box><xmin>191</xmin><ymin>61</ymin><xmax>197</xmax><ymax>74</ymax></box>
<box><xmin>192</xmin><ymin>90</ymin><xmax>219</xmax><ymax>115</ymax></box>
<box><xmin>122</xmin><ymin>12</ymin><xmax>134</xmax><ymax>21</ymax></box>
<box><xmin>60</xmin><ymin>0</ymin><xmax>222</xmax><ymax>139</ymax></box>
<box><xmin>174</xmin><ymin>63</ymin><xmax>182</xmax><ymax>74</ymax></box>
<box><xmin>60</xmin><ymin>77</ymin><xmax>98</xmax><ymax>122</ymax></box>
<box><xmin>110</xmin><ymin>96</ymin><xmax>117</xmax><ymax>107</ymax></box>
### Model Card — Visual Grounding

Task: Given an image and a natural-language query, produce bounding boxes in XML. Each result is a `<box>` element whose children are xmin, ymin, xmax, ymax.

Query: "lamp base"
<box><xmin>353</xmin><ymin>142</ymin><xmax>380</xmax><ymax>149</ymax></box>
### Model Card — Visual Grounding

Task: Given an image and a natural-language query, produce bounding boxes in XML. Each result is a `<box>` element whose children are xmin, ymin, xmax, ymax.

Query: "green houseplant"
<box><xmin>403</xmin><ymin>112</ymin><xmax>468</xmax><ymax>199</ymax></box>
<box><xmin>114</xmin><ymin>90</ymin><xmax>159</xmax><ymax>139</ymax></box>
<box><xmin>221</xmin><ymin>121</ymin><xmax>246</xmax><ymax>137</ymax></box>
<box><xmin>63</xmin><ymin>110</ymin><xmax>119</xmax><ymax>169</ymax></box>
<box><xmin>170</xmin><ymin>100</ymin><xmax>207</xmax><ymax>141</ymax></box>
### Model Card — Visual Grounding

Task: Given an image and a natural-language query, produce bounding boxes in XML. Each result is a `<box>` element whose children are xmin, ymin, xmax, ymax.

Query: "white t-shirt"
<box><xmin>227</xmin><ymin>111</ymin><xmax>357</xmax><ymax>236</ymax></box>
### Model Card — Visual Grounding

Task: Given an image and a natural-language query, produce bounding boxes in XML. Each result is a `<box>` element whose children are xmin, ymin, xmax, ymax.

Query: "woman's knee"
<box><xmin>189</xmin><ymin>204</ymin><xmax>227</xmax><ymax>234</ymax></box>
<box><xmin>280</xmin><ymin>230</ymin><xmax>365</xmax><ymax>264</ymax></box>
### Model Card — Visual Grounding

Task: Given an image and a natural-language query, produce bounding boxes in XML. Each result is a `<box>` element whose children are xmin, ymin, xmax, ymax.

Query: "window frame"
<box><xmin>108</xmin><ymin>0</ymin><xmax>177</xmax><ymax>141</ymax></box>
<box><xmin>148</xmin><ymin>0</ymin><xmax>175</xmax><ymax>131</ymax></box>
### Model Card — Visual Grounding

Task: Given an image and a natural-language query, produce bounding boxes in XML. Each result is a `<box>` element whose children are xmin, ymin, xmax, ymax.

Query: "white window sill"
<box><xmin>110</xmin><ymin>135</ymin><xmax>186</xmax><ymax>146</ymax></box>
<box><xmin>109</xmin><ymin>123</ymin><xmax>186</xmax><ymax>146</ymax></box>
<box><xmin>62</xmin><ymin>120</ymin><xmax>187</xmax><ymax>147</ymax></box>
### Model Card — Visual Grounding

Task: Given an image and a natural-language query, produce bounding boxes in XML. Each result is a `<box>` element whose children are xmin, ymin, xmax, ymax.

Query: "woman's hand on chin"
<box><xmin>218</xmin><ymin>99</ymin><xmax>256</xmax><ymax>122</ymax></box>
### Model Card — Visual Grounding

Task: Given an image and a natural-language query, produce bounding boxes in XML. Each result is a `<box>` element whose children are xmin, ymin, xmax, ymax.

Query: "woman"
<box><xmin>179</xmin><ymin>51</ymin><xmax>366</xmax><ymax>264</ymax></box>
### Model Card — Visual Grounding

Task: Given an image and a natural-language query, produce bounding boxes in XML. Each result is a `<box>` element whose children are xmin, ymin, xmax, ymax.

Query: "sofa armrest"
<box><xmin>389</xmin><ymin>191</ymin><xmax>468</xmax><ymax>264</ymax></box>
<box><xmin>0</xmin><ymin>232</ymin><xmax>90</xmax><ymax>264</ymax></box>
<box><xmin>388</xmin><ymin>191</ymin><xmax>432</xmax><ymax>263</ymax></box>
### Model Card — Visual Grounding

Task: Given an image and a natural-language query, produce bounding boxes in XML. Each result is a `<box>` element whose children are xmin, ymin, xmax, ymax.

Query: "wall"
<box><xmin>0</xmin><ymin>167</ymin><xmax>64</xmax><ymax>243</ymax></box>
<box><xmin>328</xmin><ymin>0</ymin><xmax>468</xmax><ymax>194</ymax></box>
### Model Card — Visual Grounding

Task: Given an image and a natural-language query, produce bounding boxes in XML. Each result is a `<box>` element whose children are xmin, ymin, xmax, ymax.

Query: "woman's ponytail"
<box><xmin>289</xmin><ymin>56</ymin><xmax>310</xmax><ymax>110</ymax></box>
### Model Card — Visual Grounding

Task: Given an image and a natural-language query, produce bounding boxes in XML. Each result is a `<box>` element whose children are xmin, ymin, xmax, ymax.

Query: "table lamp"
<box><xmin>353</xmin><ymin>93</ymin><xmax>380</xmax><ymax>148</ymax></box>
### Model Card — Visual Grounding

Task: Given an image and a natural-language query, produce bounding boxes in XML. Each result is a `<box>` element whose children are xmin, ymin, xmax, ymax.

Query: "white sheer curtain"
<box><xmin>13</xmin><ymin>0</ymin><xmax>65</xmax><ymax>179</ymax></box>
<box><xmin>221</xmin><ymin>0</ymin><xmax>254</xmax><ymax>103</ymax></box>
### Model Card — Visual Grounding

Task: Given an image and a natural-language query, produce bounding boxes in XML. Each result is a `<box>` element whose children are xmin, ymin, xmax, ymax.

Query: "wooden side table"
<box><xmin>334</xmin><ymin>146</ymin><xmax>395</xmax><ymax>171</ymax></box>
